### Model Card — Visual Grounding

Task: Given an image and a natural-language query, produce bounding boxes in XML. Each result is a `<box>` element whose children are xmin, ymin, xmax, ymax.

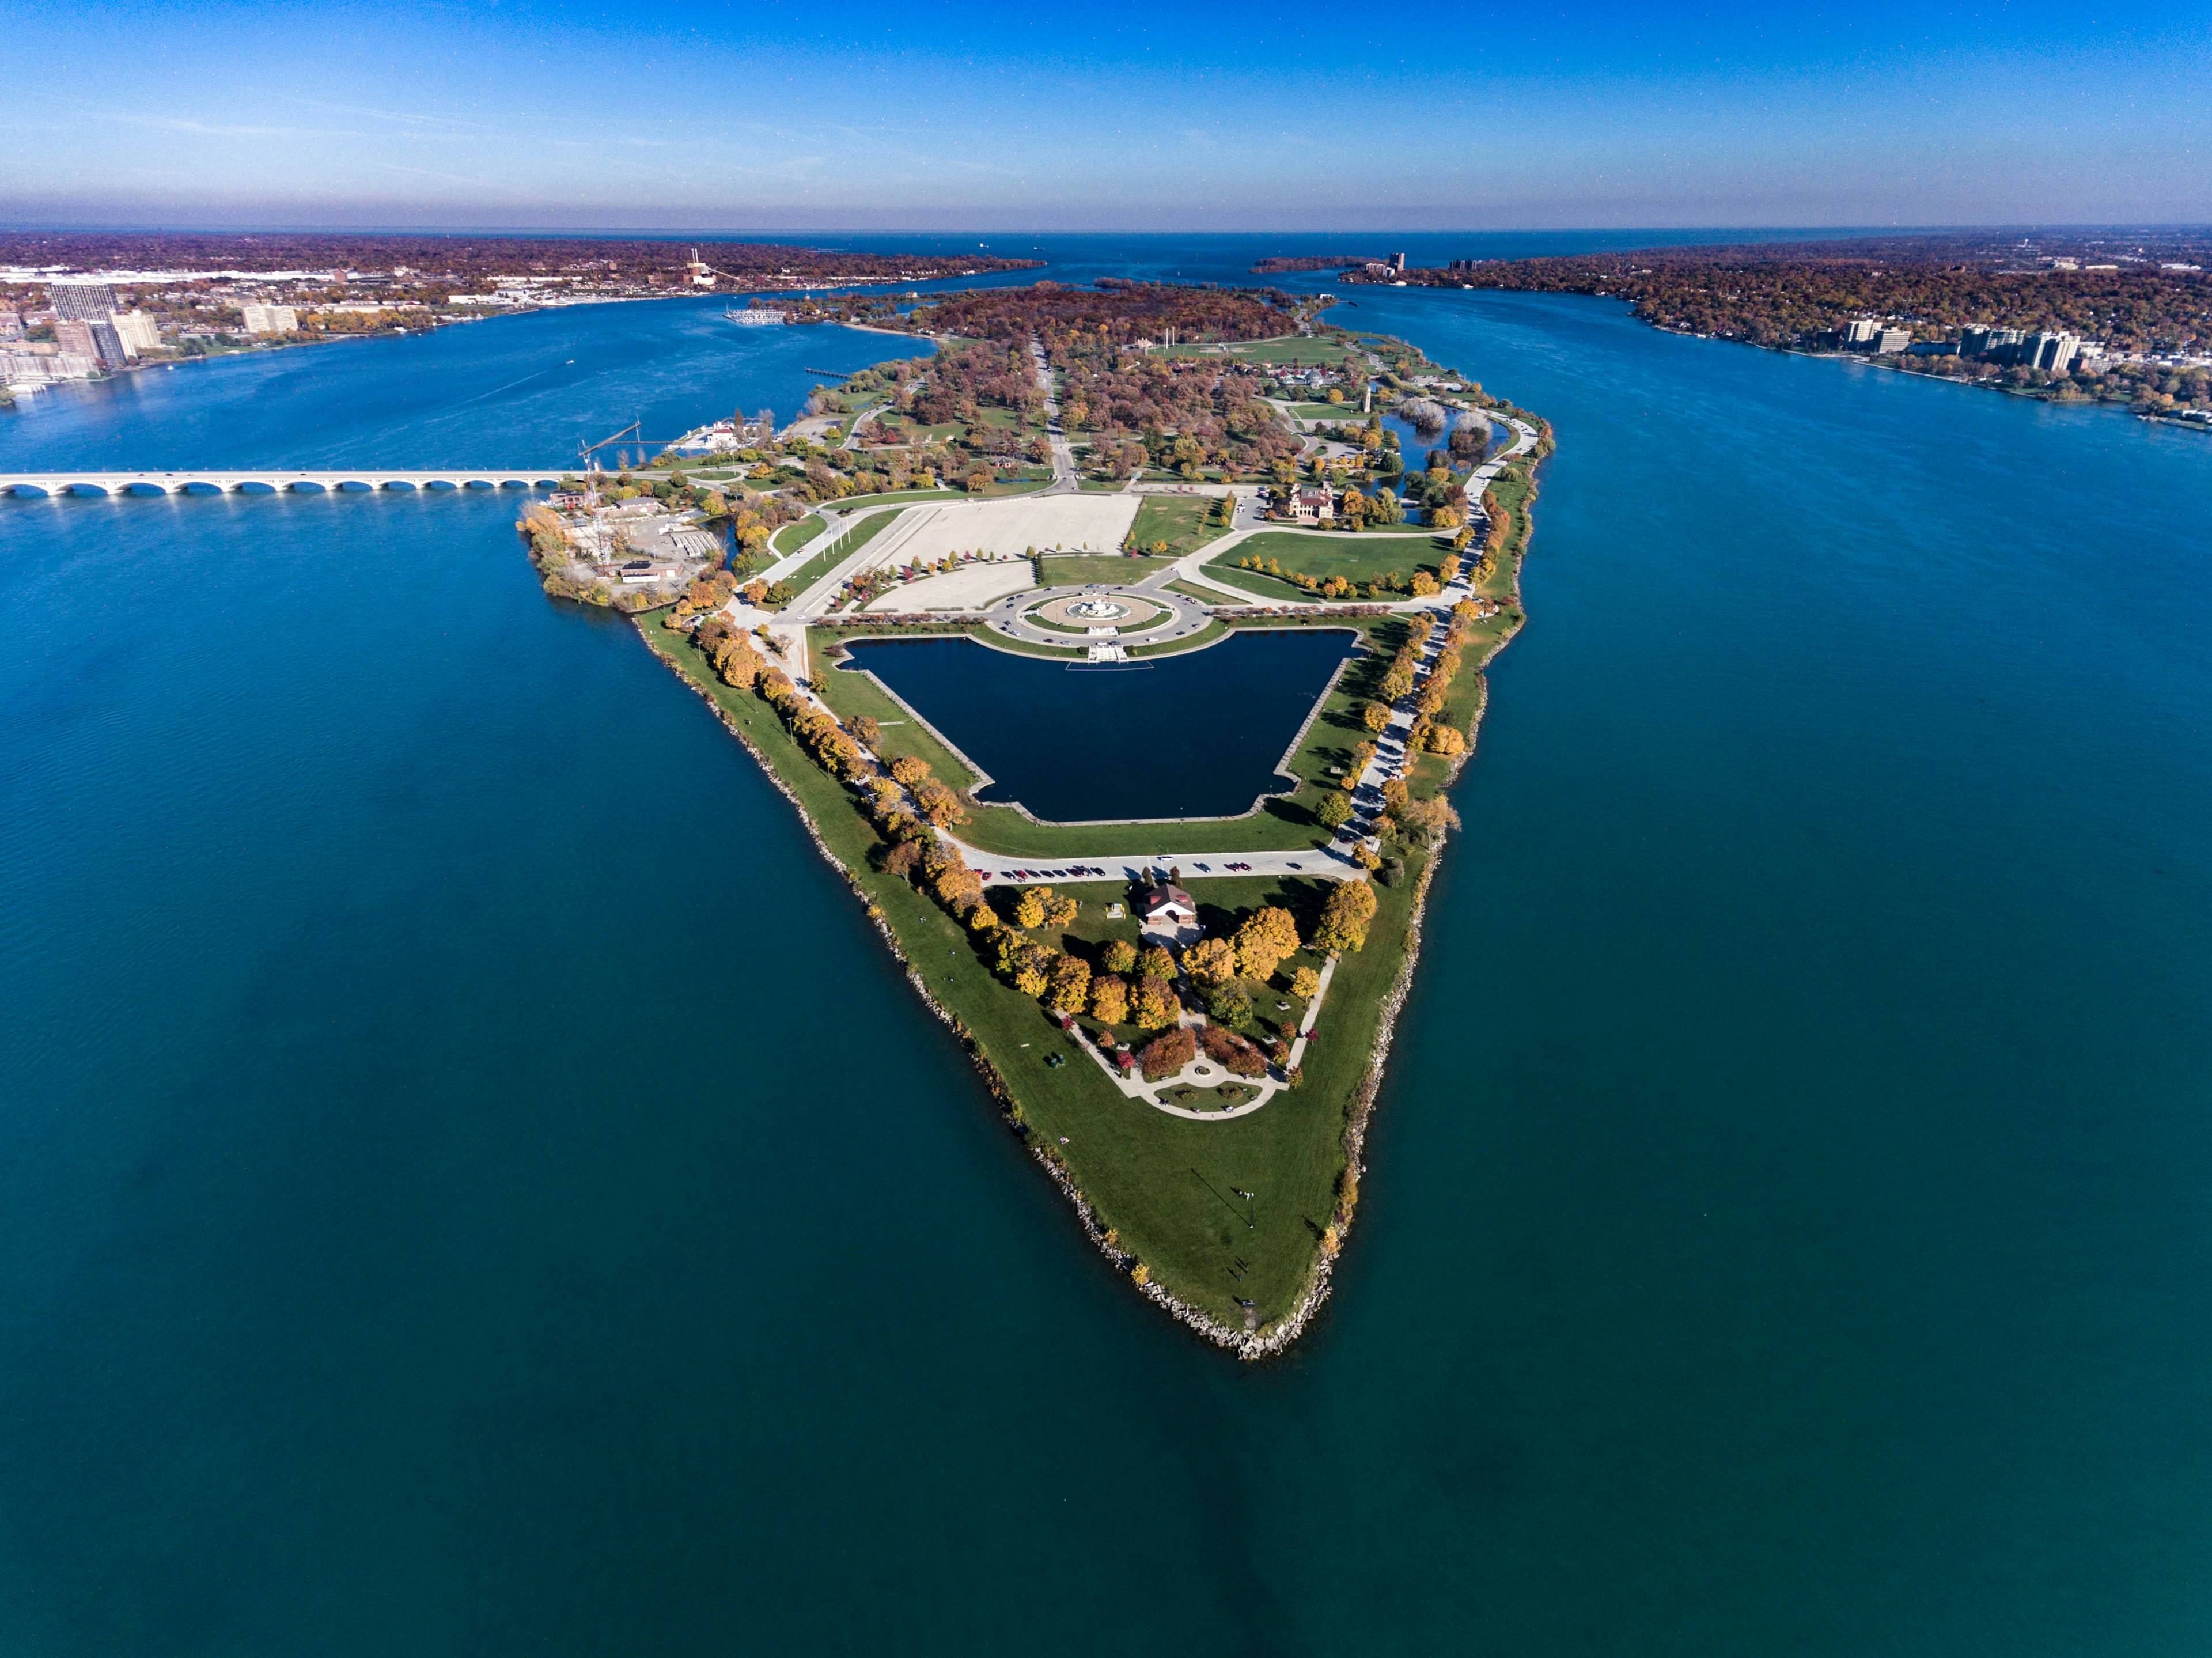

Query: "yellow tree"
<box><xmin>1183</xmin><ymin>937</ymin><xmax>1237</xmax><ymax>990</ymax></box>
<box><xmin>1089</xmin><ymin>974</ymin><xmax>1128</xmax><ymax>1024</ymax></box>
<box><xmin>1313</xmin><ymin>881</ymin><xmax>1378</xmax><ymax>953</ymax></box>
<box><xmin>1130</xmin><ymin>975</ymin><xmax>1181</xmax><ymax>1030</ymax></box>
<box><xmin>1139</xmin><ymin>944</ymin><xmax>1177</xmax><ymax>983</ymax></box>
<box><xmin>1045</xmin><ymin>893</ymin><xmax>1078</xmax><ymax>928</ymax></box>
<box><xmin>1233</xmin><ymin>907</ymin><xmax>1301</xmax><ymax>982</ymax></box>
<box><xmin>1014</xmin><ymin>887</ymin><xmax>1049</xmax><ymax>929</ymax></box>
<box><xmin>1047</xmin><ymin>954</ymin><xmax>1093</xmax><ymax>1014</ymax></box>
<box><xmin>1100</xmin><ymin>938</ymin><xmax>1138</xmax><ymax>975</ymax></box>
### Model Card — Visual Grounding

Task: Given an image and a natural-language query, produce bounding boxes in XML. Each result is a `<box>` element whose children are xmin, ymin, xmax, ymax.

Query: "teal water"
<box><xmin>4</xmin><ymin>249</ymin><xmax>2212</xmax><ymax>1654</ymax></box>
<box><xmin>843</xmin><ymin>630</ymin><xmax>1358</xmax><ymax>822</ymax></box>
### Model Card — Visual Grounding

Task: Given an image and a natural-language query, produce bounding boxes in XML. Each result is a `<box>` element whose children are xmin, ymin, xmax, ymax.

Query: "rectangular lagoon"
<box><xmin>840</xmin><ymin>630</ymin><xmax>1362</xmax><ymax>823</ymax></box>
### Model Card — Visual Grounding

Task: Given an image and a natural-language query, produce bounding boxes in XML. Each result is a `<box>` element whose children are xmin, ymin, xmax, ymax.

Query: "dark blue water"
<box><xmin>0</xmin><ymin>300</ymin><xmax>904</xmax><ymax>470</ymax></box>
<box><xmin>844</xmin><ymin>631</ymin><xmax>1357</xmax><ymax>822</ymax></box>
<box><xmin>5</xmin><ymin>249</ymin><xmax>2212</xmax><ymax>1655</ymax></box>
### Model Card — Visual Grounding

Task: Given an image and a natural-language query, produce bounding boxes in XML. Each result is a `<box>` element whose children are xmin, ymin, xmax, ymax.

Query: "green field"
<box><xmin>1203</xmin><ymin>531</ymin><xmax>1448</xmax><ymax>600</ymax></box>
<box><xmin>1161</xmin><ymin>335</ymin><xmax>1353</xmax><ymax>367</ymax></box>
<box><xmin>641</xmin><ymin>614</ymin><xmax>1442</xmax><ymax>1328</ymax></box>
<box><xmin>775</xmin><ymin>510</ymin><xmax>900</xmax><ymax>601</ymax></box>
<box><xmin>772</xmin><ymin>516</ymin><xmax>827</xmax><ymax>557</ymax></box>
<box><xmin>1038</xmin><ymin>553</ymin><xmax>1176</xmax><ymax>586</ymax></box>
<box><xmin>1126</xmin><ymin>493</ymin><xmax>1232</xmax><ymax>557</ymax></box>
<box><xmin>830</xmin><ymin>489</ymin><xmax>967</xmax><ymax>510</ymax></box>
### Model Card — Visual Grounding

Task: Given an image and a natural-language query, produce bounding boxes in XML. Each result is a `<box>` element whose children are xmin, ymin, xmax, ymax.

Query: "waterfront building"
<box><xmin>55</xmin><ymin>319</ymin><xmax>96</xmax><ymax>358</ymax></box>
<box><xmin>48</xmin><ymin>282</ymin><xmax>120</xmax><ymax>322</ymax></box>
<box><xmin>1870</xmin><ymin>327</ymin><xmax>1911</xmax><ymax>355</ymax></box>
<box><xmin>113</xmin><ymin>312</ymin><xmax>162</xmax><ymax>355</ymax></box>
<box><xmin>1842</xmin><ymin>318</ymin><xmax>1880</xmax><ymax>346</ymax></box>
<box><xmin>1960</xmin><ymin>325</ymin><xmax>2028</xmax><ymax>358</ymax></box>
<box><xmin>2026</xmin><ymin>332</ymin><xmax>2082</xmax><ymax>374</ymax></box>
<box><xmin>240</xmin><ymin>304</ymin><xmax>298</xmax><ymax>335</ymax></box>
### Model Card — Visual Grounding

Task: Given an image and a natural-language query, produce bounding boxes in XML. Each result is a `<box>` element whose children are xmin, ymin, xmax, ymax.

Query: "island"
<box><xmin>520</xmin><ymin>279</ymin><xmax>1552</xmax><ymax>1354</ymax></box>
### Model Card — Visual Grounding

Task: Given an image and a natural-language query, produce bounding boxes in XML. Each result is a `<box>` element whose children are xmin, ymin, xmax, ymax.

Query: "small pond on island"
<box><xmin>840</xmin><ymin>629</ymin><xmax>1362</xmax><ymax>823</ymax></box>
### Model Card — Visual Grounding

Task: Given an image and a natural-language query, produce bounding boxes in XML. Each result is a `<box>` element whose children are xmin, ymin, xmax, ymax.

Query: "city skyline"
<box><xmin>7</xmin><ymin>0</ymin><xmax>2210</xmax><ymax>230</ymax></box>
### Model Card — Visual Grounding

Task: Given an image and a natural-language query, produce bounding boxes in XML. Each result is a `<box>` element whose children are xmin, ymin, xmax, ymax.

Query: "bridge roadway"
<box><xmin>1</xmin><ymin>470</ymin><xmax>564</xmax><ymax>498</ymax></box>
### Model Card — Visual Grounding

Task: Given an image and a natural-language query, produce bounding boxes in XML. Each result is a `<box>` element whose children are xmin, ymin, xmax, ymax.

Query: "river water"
<box><xmin>3</xmin><ymin>243</ymin><xmax>2211</xmax><ymax>1655</ymax></box>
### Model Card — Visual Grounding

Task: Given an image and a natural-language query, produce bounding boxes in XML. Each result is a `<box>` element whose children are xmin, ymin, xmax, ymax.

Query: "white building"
<box><xmin>113</xmin><ymin>311</ymin><xmax>161</xmax><ymax>355</ymax></box>
<box><xmin>240</xmin><ymin>304</ymin><xmax>298</xmax><ymax>335</ymax></box>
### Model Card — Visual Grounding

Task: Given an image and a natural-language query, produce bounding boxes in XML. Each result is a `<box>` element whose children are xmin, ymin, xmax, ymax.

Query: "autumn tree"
<box><xmin>1389</xmin><ymin>794</ymin><xmax>1460</xmax><ymax>849</ymax></box>
<box><xmin>1316</xmin><ymin>790</ymin><xmax>1354</xmax><ymax>830</ymax></box>
<box><xmin>1137</xmin><ymin>1025</ymin><xmax>1197</xmax><ymax>1080</ymax></box>
<box><xmin>1181</xmin><ymin>937</ymin><xmax>1236</xmax><ymax>989</ymax></box>
<box><xmin>1088</xmin><ymin>973</ymin><xmax>1129</xmax><ymax>1024</ymax></box>
<box><xmin>1130</xmin><ymin>975</ymin><xmax>1181</xmax><ymax>1031</ymax></box>
<box><xmin>1047</xmin><ymin>953</ymin><xmax>1093</xmax><ymax>1014</ymax></box>
<box><xmin>1014</xmin><ymin>887</ymin><xmax>1048</xmax><ymax>929</ymax></box>
<box><xmin>1362</xmin><ymin>701</ymin><xmax>1391</xmax><ymax>732</ymax></box>
<box><xmin>889</xmin><ymin>755</ymin><xmax>931</xmax><ymax>788</ymax></box>
<box><xmin>914</xmin><ymin>780</ymin><xmax>967</xmax><ymax>827</ymax></box>
<box><xmin>1139</xmin><ymin>944</ymin><xmax>1177</xmax><ymax>983</ymax></box>
<box><xmin>1100</xmin><ymin>938</ymin><xmax>1138</xmax><ymax>976</ymax></box>
<box><xmin>934</xmin><ymin>864</ymin><xmax>984</xmax><ymax>911</ymax></box>
<box><xmin>882</xmin><ymin>840</ymin><xmax>923</xmax><ymax>881</ymax></box>
<box><xmin>1045</xmin><ymin>892</ymin><xmax>1078</xmax><ymax>928</ymax></box>
<box><xmin>1290</xmin><ymin>964</ymin><xmax>1321</xmax><ymax>998</ymax></box>
<box><xmin>1233</xmin><ymin>906</ymin><xmax>1301</xmax><ymax>982</ymax></box>
<box><xmin>1313</xmin><ymin>880</ymin><xmax>1378</xmax><ymax>953</ymax></box>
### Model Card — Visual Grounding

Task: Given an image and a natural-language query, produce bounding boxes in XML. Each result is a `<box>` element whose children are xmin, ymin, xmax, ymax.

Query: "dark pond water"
<box><xmin>842</xmin><ymin>630</ymin><xmax>1361</xmax><ymax>822</ymax></box>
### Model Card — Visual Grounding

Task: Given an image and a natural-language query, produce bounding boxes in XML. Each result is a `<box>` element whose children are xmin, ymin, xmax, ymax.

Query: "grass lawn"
<box><xmin>636</xmin><ymin>618</ymin><xmax>1445</xmax><ymax>1330</ymax></box>
<box><xmin>1163</xmin><ymin>335</ymin><xmax>1352</xmax><ymax>368</ymax></box>
<box><xmin>832</xmin><ymin>489</ymin><xmax>967</xmax><ymax>509</ymax></box>
<box><xmin>1128</xmin><ymin>618</ymin><xmax>1227</xmax><ymax>657</ymax></box>
<box><xmin>1166</xmin><ymin>578</ymin><xmax>1231</xmax><ymax>604</ymax></box>
<box><xmin>1039</xmin><ymin>553</ymin><xmax>1175</xmax><ymax>586</ymax></box>
<box><xmin>1291</xmin><ymin>402</ymin><xmax>1356</xmax><ymax>421</ymax></box>
<box><xmin>1203</xmin><ymin>532</ymin><xmax>1446</xmax><ymax>601</ymax></box>
<box><xmin>772</xmin><ymin>516</ymin><xmax>827</xmax><ymax>557</ymax></box>
<box><xmin>1127</xmin><ymin>494</ymin><xmax>1231</xmax><ymax>557</ymax></box>
<box><xmin>1079</xmin><ymin>479</ymin><xmax>1131</xmax><ymax>493</ymax></box>
<box><xmin>776</xmin><ymin>509</ymin><xmax>900</xmax><ymax>600</ymax></box>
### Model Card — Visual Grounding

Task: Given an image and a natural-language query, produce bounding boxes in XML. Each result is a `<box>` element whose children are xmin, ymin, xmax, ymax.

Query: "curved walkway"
<box><xmin>979</xmin><ymin>582</ymin><xmax>1210</xmax><ymax>649</ymax></box>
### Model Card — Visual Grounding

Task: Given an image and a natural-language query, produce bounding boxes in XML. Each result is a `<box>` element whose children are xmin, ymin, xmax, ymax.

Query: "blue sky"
<box><xmin>9</xmin><ymin>0</ymin><xmax>2209</xmax><ymax>229</ymax></box>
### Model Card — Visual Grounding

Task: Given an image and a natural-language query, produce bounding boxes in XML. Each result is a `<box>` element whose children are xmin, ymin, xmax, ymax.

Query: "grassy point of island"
<box><xmin>513</xmin><ymin>281</ymin><xmax>1552</xmax><ymax>1352</ymax></box>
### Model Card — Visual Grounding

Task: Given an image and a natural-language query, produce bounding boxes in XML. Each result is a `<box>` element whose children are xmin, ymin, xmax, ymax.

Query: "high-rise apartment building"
<box><xmin>49</xmin><ymin>283</ymin><xmax>120</xmax><ymax>323</ymax></box>
<box><xmin>1842</xmin><ymin>318</ymin><xmax>1880</xmax><ymax>346</ymax></box>
<box><xmin>112</xmin><ymin>311</ymin><xmax>161</xmax><ymax>355</ymax></box>
<box><xmin>2027</xmin><ymin>332</ymin><xmax>2081</xmax><ymax>374</ymax></box>
<box><xmin>240</xmin><ymin>304</ymin><xmax>298</xmax><ymax>335</ymax></box>
<box><xmin>55</xmin><ymin>319</ymin><xmax>97</xmax><ymax>358</ymax></box>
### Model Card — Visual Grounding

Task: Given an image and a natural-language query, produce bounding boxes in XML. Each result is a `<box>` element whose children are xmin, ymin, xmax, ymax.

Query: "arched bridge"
<box><xmin>0</xmin><ymin>471</ymin><xmax>566</xmax><ymax>498</ymax></box>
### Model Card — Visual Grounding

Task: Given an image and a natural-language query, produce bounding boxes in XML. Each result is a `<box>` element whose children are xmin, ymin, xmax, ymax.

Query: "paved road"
<box><xmin>1029</xmin><ymin>339</ymin><xmax>1080</xmax><ymax>493</ymax></box>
